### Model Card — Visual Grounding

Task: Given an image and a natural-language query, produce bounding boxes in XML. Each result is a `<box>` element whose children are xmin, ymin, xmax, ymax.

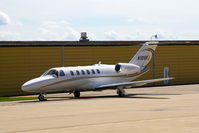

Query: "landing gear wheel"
<box><xmin>38</xmin><ymin>94</ymin><xmax>46</xmax><ymax>101</ymax></box>
<box><xmin>73</xmin><ymin>91</ymin><xmax>80</xmax><ymax>98</ymax></box>
<box><xmin>117</xmin><ymin>89</ymin><xmax>125</xmax><ymax>97</ymax></box>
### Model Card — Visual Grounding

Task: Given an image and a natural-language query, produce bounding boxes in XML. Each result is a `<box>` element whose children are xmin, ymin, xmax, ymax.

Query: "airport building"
<box><xmin>0</xmin><ymin>40</ymin><xmax>199</xmax><ymax>96</ymax></box>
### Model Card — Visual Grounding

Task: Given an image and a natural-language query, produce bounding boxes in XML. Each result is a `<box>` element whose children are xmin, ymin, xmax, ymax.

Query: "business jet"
<box><xmin>21</xmin><ymin>42</ymin><xmax>173</xmax><ymax>101</ymax></box>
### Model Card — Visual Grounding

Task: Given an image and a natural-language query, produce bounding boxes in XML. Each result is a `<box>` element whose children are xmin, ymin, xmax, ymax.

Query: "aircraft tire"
<box><xmin>73</xmin><ymin>91</ymin><xmax>80</xmax><ymax>98</ymax></box>
<box><xmin>38</xmin><ymin>94</ymin><xmax>46</xmax><ymax>101</ymax></box>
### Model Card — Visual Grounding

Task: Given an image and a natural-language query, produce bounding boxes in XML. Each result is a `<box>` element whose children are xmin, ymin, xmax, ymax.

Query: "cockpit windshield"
<box><xmin>42</xmin><ymin>69</ymin><xmax>58</xmax><ymax>77</ymax></box>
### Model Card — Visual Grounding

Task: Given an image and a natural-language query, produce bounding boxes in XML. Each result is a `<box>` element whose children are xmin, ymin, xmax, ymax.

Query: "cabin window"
<box><xmin>59</xmin><ymin>70</ymin><xmax>65</xmax><ymax>76</ymax></box>
<box><xmin>81</xmin><ymin>70</ymin><xmax>85</xmax><ymax>75</ymax></box>
<box><xmin>70</xmin><ymin>71</ymin><xmax>74</xmax><ymax>76</ymax></box>
<box><xmin>91</xmin><ymin>69</ymin><xmax>95</xmax><ymax>74</ymax></box>
<box><xmin>96</xmin><ymin>69</ymin><xmax>100</xmax><ymax>74</ymax></box>
<box><xmin>76</xmin><ymin>70</ymin><xmax>80</xmax><ymax>75</ymax></box>
<box><xmin>45</xmin><ymin>69</ymin><xmax>58</xmax><ymax>77</ymax></box>
<box><xmin>86</xmin><ymin>70</ymin><xmax>90</xmax><ymax>75</ymax></box>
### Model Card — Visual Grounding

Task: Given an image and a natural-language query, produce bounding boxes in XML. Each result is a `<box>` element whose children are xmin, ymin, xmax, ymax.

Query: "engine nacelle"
<box><xmin>115</xmin><ymin>63</ymin><xmax>140</xmax><ymax>73</ymax></box>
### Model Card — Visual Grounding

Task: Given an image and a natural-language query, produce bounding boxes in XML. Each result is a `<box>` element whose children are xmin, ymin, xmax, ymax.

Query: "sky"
<box><xmin>0</xmin><ymin>0</ymin><xmax>199</xmax><ymax>41</ymax></box>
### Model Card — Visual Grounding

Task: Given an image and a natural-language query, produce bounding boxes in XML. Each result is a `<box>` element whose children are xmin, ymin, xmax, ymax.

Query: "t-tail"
<box><xmin>129</xmin><ymin>42</ymin><xmax>158</xmax><ymax>67</ymax></box>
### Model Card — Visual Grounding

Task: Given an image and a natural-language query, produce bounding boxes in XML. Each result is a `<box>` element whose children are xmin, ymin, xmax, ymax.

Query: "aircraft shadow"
<box><xmin>19</xmin><ymin>93</ymin><xmax>178</xmax><ymax>103</ymax></box>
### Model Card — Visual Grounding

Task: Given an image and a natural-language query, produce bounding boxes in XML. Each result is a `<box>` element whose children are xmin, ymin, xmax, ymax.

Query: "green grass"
<box><xmin>0</xmin><ymin>97</ymin><xmax>37</xmax><ymax>102</ymax></box>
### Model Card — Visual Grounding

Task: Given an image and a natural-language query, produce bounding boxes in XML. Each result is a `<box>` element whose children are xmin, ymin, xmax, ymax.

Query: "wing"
<box><xmin>96</xmin><ymin>77</ymin><xmax>174</xmax><ymax>90</ymax></box>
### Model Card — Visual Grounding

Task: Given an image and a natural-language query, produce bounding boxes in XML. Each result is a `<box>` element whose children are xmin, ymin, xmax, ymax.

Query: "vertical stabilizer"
<box><xmin>129</xmin><ymin>42</ymin><xmax>158</xmax><ymax>67</ymax></box>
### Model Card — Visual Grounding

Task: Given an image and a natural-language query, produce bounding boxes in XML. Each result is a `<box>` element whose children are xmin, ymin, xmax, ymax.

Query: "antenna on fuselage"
<box><xmin>98</xmin><ymin>61</ymin><xmax>101</xmax><ymax>65</ymax></box>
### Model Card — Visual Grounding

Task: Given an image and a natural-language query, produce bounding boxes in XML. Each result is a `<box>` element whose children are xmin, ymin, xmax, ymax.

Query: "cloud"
<box><xmin>153</xmin><ymin>32</ymin><xmax>178</xmax><ymax>40</ymax></box>
<box><xmin>104</xmin><ymin>30</ymin><xmax>179</xmax><ymax>40</ymax></box>
<box><xmin>0</xmin><ymin>11</ymin><xmax>10</xmax><ymax>25</ymax></box>
<box><xmin>0</xmin><ymin>31</ymin><xmax>20</xmax><ymax>40</ymax></box>
<box><xmin>42</xmin><ymin>20</ymin><xmax>70</xmax><ymax>28</ymax></box>
<box><xmin>104</xmin><ymin>31</ymin><xmax>119</xmax><ymax>40</ymax></box>
<box><xmin>104</xmin><ymin>31</ymin><xmax>145</xmax><ymax>40</ymax></box>
<box><xmin>39</xmin><ymin>20</ymin><xmax>80</xmax><ymax>40</ymax></box>
<box><xmin>15</xmin><ymin>21</ymin><xmax>23</xmax><ymax>26</ymax></box>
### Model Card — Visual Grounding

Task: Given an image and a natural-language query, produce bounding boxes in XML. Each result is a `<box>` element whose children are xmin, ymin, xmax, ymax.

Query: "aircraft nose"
<box><xmin>21</xmin><ymin>81</ymin><xmax>31</xmax><ymax>92</ymax></box>
<box><xmin>21</xmin><ymin>79</ymin><xmax>38</xmax><ymax>92</ymax></box>
<box><xmin>22</xmin><ymin>76</ymin><xmax>54</xmax><ymax>92</ymax></box>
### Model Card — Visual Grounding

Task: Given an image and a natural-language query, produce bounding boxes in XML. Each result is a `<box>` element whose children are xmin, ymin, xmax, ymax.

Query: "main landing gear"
<box><xmin>73</xmin><ymin>91</ymin><xmax>80</xmax><ymax>98</ymax></box>
<box><xmin>38</xmin><ymin>94</ymin><xmax>47</xmax><ymax>101</ymax></box>
<box><xmin>117</xmin><ymin>87</ymin><xmax>126</xmax><ymax>97</ymax></box>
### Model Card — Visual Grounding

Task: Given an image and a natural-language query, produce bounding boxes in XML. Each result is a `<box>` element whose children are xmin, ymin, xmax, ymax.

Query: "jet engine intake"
<box><xmin>115</xmin><ymin>63</ymin><xmax>140</xmax><ymax>73</ymax></box>
<box><xmin>115</xmin><ymin>64</ymin><xmax>121</xmax><ymax>71</ymax></box>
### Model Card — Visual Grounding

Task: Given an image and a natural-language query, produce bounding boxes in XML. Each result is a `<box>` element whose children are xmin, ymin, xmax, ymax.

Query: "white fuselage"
<box><xmin>21</xmin><ymin>41</ymin><xmax>166</xmax><ymax>100</ymax></box>
<box><xmin>21</xmin><ymin>64</ymin><xmax>147</xmax><ymax>93</ymax></box>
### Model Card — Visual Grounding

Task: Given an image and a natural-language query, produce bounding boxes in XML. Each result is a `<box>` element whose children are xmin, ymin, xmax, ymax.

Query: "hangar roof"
<box><xmin>0</xmin><ymin>40</ymin><xmax>199</xmax><ymax>47</ymax></box>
